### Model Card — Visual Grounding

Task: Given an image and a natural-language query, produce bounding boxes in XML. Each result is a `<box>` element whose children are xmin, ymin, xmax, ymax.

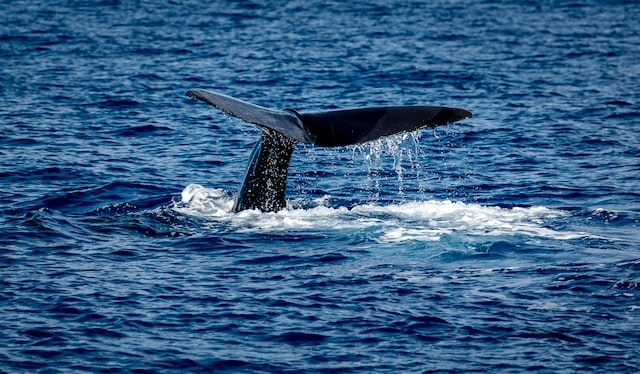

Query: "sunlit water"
<box><xmin>1</xmin><ymin>0</ymin><xmax>639</xmax><ymax>372</ymax></box>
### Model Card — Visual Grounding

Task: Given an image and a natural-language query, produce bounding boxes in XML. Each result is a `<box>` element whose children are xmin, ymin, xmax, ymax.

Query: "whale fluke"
<box><xmin>298</xmin><ymin>105</ymin><xmax>472</xmax><ymax>147</ymax></box>
<box><xmin>186</xmin><ymin>89</ymin><xmax>472</xmax><ymax>212</ymax></box>
<box><xmin>186</xmin><ymin>89</ymin><xmax>315</xmax><ymax>144</ymax></box>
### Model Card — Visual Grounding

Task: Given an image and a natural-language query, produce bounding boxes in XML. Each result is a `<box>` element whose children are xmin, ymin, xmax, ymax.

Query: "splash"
<box><xmin>173</xmin><ymin>184</ymin><xmax>590</xmax><ymax>242</ymax></box>
<box><xmin>350</xmin><ymin>131</ymin><xmax>429</xmax><ymax>200</ymax></box>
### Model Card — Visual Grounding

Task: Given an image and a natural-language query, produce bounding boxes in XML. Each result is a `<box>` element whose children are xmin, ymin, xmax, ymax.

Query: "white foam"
<box><xmin>172</xmin><ymin>184</ymin><xmax>591</xmax><ymax>241</ymax></box>
<box><xmin>179</xmin><ymin>183</ymin><xmax>233</xmax><ymax>217</ymax></box>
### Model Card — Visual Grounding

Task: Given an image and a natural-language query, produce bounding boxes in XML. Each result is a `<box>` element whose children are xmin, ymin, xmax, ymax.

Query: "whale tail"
<box><xmin>186</xmin><ymin>89</ymin><xmax>472</xmax><ymax>212</ymax></box>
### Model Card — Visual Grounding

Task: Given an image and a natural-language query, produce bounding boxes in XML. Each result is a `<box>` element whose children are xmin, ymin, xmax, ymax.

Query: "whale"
<box><xmin>186</xmin><ymin>89</ymin><xmax>472</xmax><ymax>212</ymax></box>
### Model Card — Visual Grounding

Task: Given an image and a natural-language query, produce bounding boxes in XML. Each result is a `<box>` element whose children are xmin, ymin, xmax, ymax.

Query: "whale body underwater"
<box><xmin>186</xmin><ymin>89</ymin><xmax>472</xmax><ymax>213</ymax></box>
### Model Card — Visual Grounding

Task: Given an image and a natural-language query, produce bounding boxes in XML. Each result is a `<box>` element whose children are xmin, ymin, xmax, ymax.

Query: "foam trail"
<box><xmin>173</xmin><ymin>184</ymin><xmax>593</xmax><ymax>242</ymax></box>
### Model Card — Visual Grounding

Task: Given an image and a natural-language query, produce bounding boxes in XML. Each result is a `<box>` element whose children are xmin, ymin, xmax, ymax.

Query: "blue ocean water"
<box><xmin>1</xmin><ymin>0</ymin><xmax>639</xmax><ymax>372</ymax></box>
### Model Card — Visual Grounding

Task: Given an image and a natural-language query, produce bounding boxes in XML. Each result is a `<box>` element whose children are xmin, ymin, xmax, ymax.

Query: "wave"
<box><xmin>173</xmin><ymin>184</ymin><xmax>592</xmax><ymax>242</ymax></box>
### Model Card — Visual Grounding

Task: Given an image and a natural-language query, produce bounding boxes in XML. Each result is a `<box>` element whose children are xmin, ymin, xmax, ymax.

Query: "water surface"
<box><xmin>1</xmin><ymin>0</ymin><xmax>639</xmax><ymax>372</ymax></box>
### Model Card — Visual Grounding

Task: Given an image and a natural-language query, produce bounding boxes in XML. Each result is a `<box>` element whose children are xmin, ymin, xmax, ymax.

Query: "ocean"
<box><xmin>1</xmin><ymin>0</ymin><xmax>639</xmax><ymax>372</ymax></box>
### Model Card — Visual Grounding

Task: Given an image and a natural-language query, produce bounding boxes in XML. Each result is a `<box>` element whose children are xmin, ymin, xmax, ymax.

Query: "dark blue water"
<box><xmin>2</xmin><ymin>0</ymin><xmax>640</xmax><ymax>372</ymax></box>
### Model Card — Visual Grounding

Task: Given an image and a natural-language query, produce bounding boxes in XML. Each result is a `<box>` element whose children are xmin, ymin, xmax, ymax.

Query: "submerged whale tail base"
<box><xmin>186</xmin><ymin>89</ymin><xmax>472</xmax><ymax>212</ymax></box>
<box><xmin>233</xmin><ymin>128</ymin><xmax>295</xmax><ymax>212</ymax></box>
